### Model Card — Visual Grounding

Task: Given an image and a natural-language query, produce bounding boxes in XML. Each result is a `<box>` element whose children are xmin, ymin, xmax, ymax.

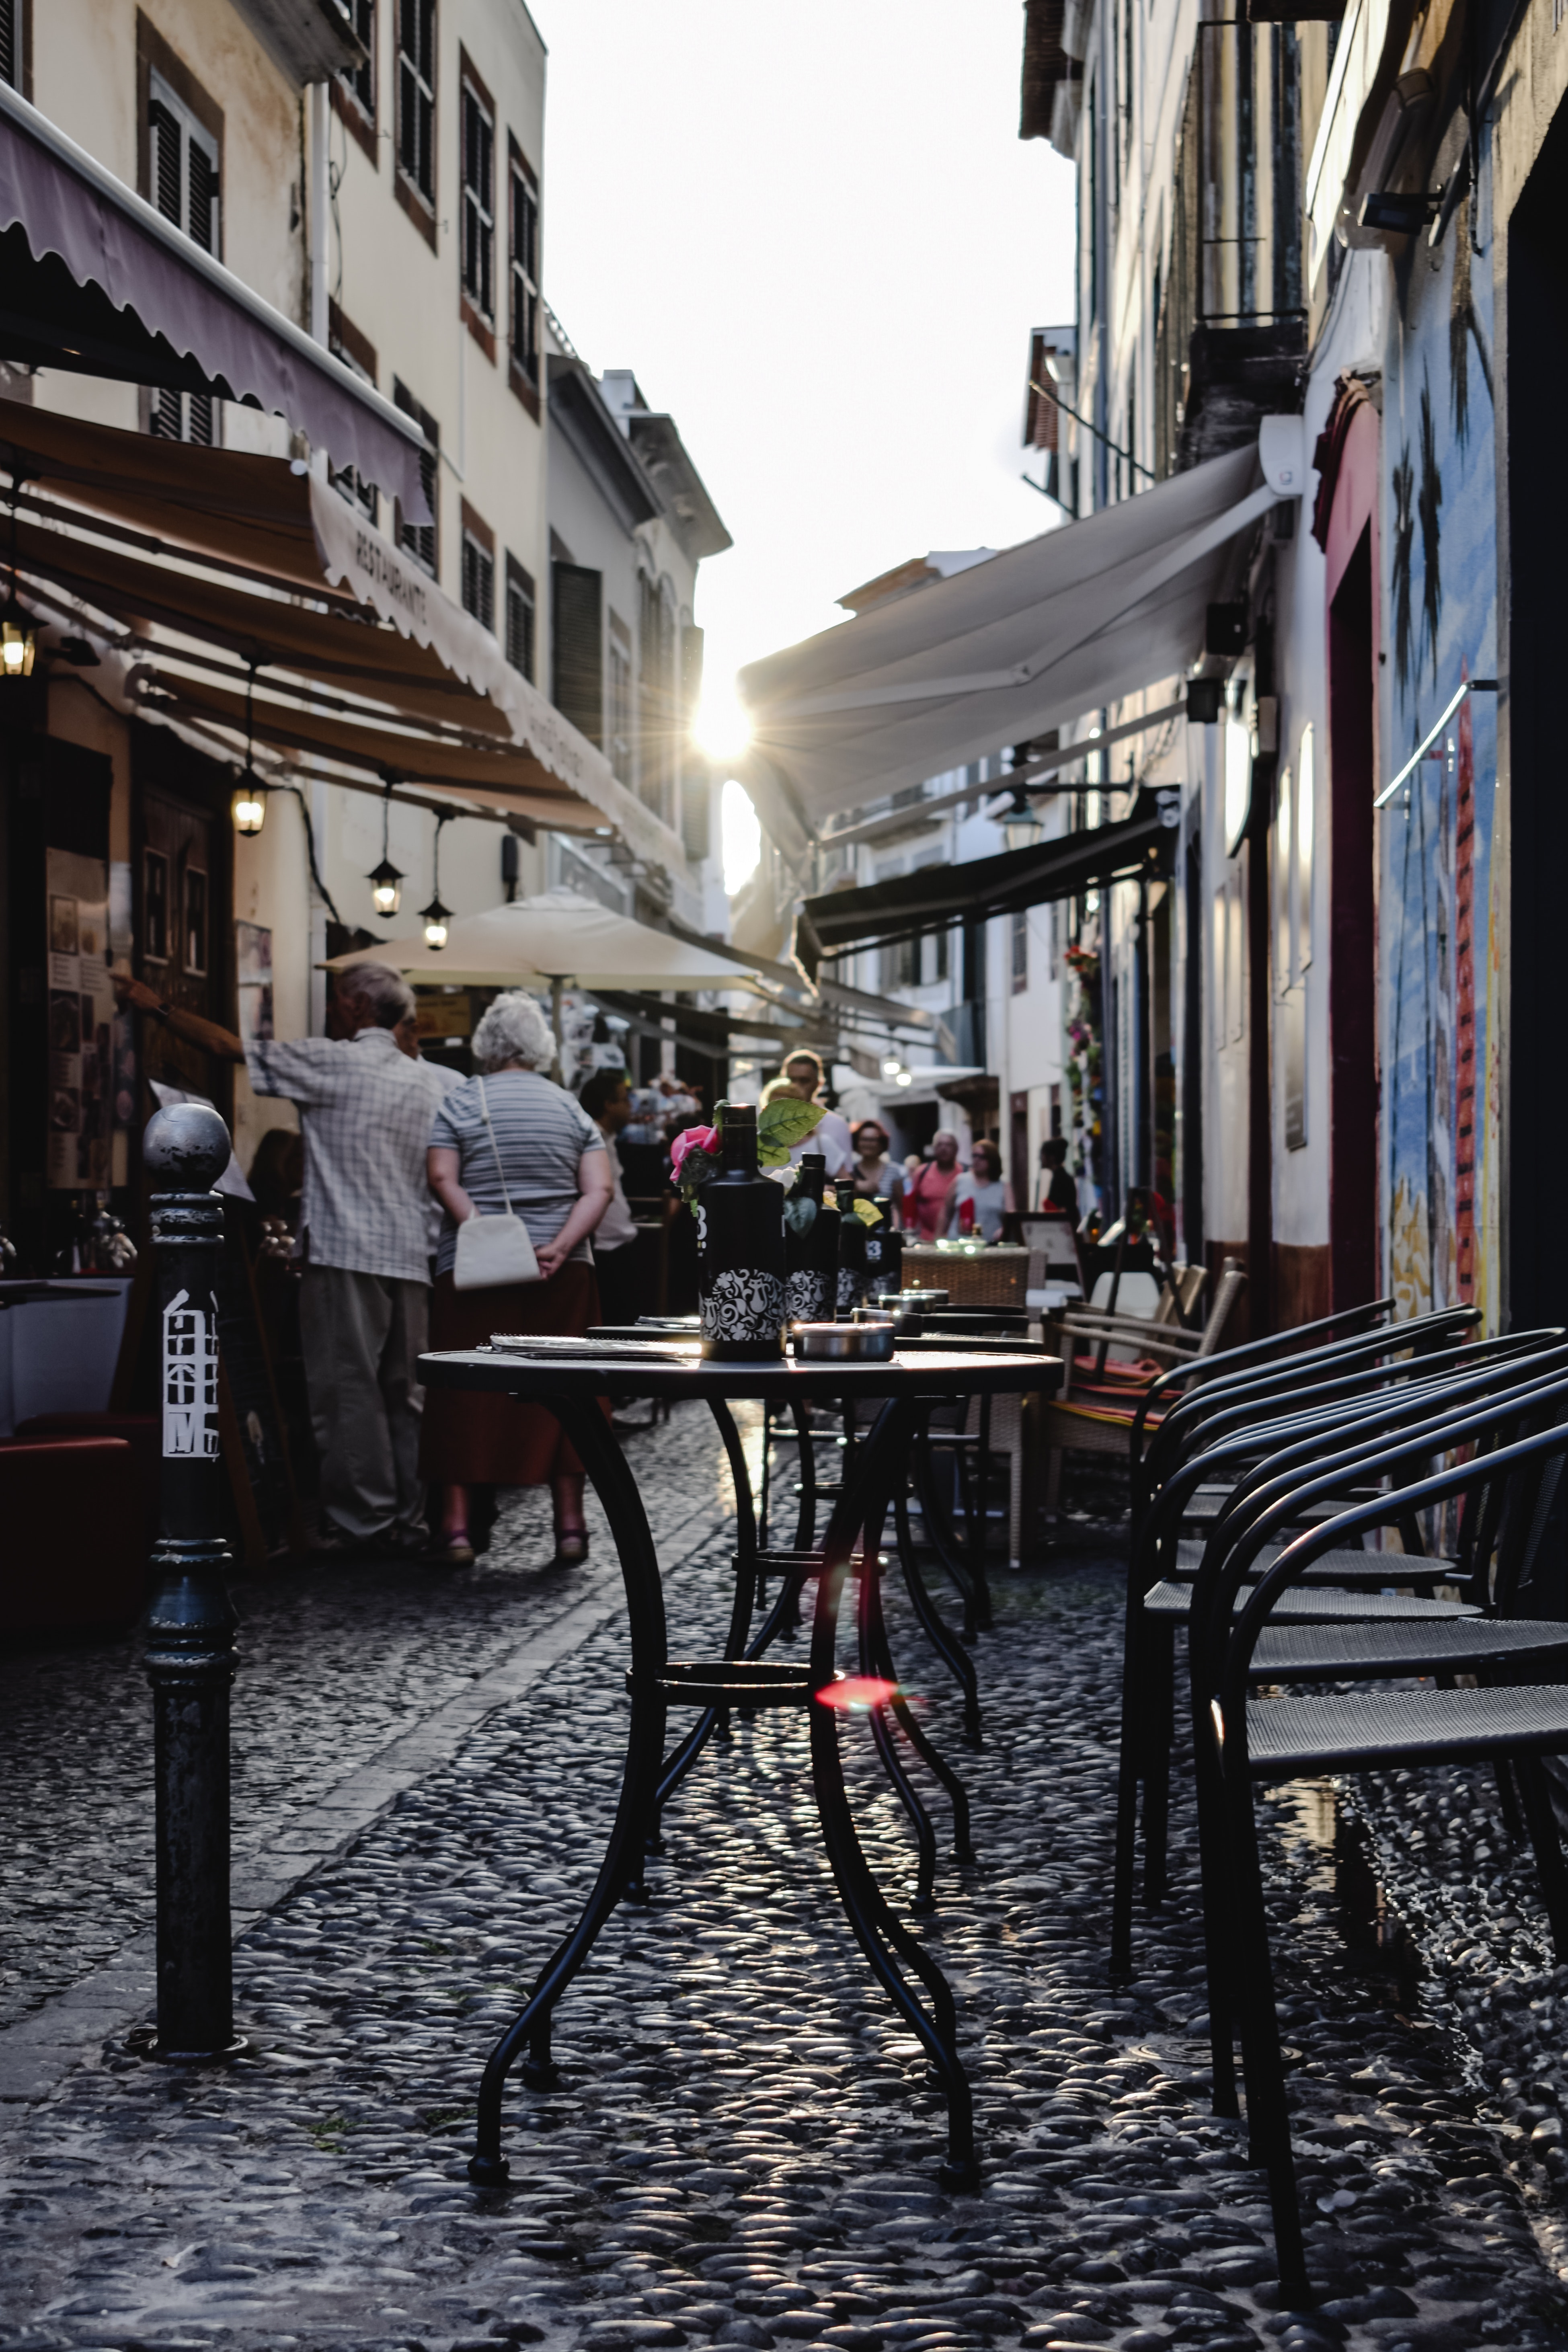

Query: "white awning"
<box><xmin>737</xmin><ymin>423</ymin><xmax>1306</xmax><ymax>839</ymax></box>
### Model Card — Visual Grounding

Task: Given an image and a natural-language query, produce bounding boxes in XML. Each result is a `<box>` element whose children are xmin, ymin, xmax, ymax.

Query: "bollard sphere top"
<box><xmin>143</xmin><ymin>1103</ymin><xmax>232</xmax><ymax>1193</ymax></box>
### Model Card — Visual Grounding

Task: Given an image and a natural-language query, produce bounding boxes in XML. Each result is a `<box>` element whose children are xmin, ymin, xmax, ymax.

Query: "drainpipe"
<box><xmin>308</xmin><ymin>82</ymin><xmax>329</xmax><ymax>350</ymax></box>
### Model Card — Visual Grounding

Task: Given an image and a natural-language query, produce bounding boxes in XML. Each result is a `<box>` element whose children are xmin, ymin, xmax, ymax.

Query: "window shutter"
<box><xmin>187</xmin><ymin>143</ymin><xmax>218</xmax><ymax>255</ymax></box>
<box><xmin>552</xmin><ymin>562</ymin><xmax>603</xmax><ymax>748</ymax></box>
<box><xmin>149</xmin><ymin>100</ymin><xmax>182</xmax><ymax>226</ymax></box>
<box><xmin>0</xmin><ymin>0</ymin><xmax>18</xmax><ymax>90</ymax></box>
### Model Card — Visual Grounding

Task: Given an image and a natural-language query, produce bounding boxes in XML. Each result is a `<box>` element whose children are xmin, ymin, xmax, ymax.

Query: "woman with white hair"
<box><xmin>422</xmin><ymin>991</ymin><xmax>613</xmax><ymax>1566</ymax></box>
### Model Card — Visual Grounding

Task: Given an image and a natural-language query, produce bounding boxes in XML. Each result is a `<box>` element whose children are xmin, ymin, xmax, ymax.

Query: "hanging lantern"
<box><xmin>231</xmin><ymin>778</ymin><xmax>266</xmax><ymax>836</ymax></box>
<box><xmin>419</xmin><ymin>813</ymin><xmax>452</xmax><ymax>946</ymax></box>
<box><xmin>368</xmin><ymin>783</ymin><xmax>404</xmax><ymax>915</ymax></box>
<box><xmin>2</xmin><ymin>597</ymin><xmax>35</xmax><ymax>677</ymax></box>
<box><xmin>230</xmin><ymin>668</ymin><xmax>266</xmax><ymax>833</ymax></box>
<box><xmin>1000</xmin><ymin>788</ymin><xmax>1043</xmax><ymax>854</ymax></box>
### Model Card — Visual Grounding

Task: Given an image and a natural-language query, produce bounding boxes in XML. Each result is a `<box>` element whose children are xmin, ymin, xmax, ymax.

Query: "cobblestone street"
<box><xmin>5</xmin><ymin>1404</ymin><xmax>1568</xmax><ymax>2352</ymax></box>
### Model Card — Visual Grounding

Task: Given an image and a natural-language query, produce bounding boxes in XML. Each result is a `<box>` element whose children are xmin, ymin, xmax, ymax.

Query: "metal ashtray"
<box><xmin>855</xmin><ymin>1303</ymin><xmax>918</xmax><ymax>1336</ymax></box>
<box><xmin>891</xmin><ymin>1287</ymin><xmax>949</xmax><ymax>1311</ymax></box>
<box><xmin>792</xmin><ymin>1320</ymin><xmax>897</xmax><ymax>1362</ymax></box>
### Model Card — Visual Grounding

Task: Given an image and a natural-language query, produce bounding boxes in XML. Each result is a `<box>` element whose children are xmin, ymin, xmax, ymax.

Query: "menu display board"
<box><xmin>46</xmin><ymin>848</ymin><xmax>117</xmax><ymax>1190</ymax></box>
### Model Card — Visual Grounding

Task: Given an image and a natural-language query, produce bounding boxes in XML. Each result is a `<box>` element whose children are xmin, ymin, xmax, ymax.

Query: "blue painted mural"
<box><xmin>1379</xmin><ymin>194</ymin><xmax>1500</xmax><ymax>1326</ymax></box>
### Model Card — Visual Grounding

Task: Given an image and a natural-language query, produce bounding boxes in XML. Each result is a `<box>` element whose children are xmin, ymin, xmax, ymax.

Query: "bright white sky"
<box><xmin>534</xmin><ymin>0</ymin><xmax>1077</xmax><ymax>720</ymax></box>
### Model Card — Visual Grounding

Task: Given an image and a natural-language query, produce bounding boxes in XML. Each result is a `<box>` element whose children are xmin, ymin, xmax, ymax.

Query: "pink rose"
<box><xmin>670</xmin><ymin>1123</ymin><xmax>720</xmax><ymax>1181</ymax></box>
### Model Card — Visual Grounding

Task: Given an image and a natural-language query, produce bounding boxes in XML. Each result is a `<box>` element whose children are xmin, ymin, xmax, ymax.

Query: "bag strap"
<box><xmin>475</xmin><ymin>1075</ymin><xmax>514</xmax><ymax>1216</ymax></box>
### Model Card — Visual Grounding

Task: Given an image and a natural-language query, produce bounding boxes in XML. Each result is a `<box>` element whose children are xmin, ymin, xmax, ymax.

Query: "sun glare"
<box><xmin>694</xmin><ymin>685</ymin><xmax>753</xmax><ymax>766</ymax></box>
<box><xmin>722</xmin><ymin>777</ymin><xmax>762</xmax><ymax>896</ymax></box>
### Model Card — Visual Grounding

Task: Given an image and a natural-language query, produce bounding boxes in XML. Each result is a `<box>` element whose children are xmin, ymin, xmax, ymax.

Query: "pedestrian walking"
<box><xmin>244</xmin><ymin>962</ymin><xmax>449</xmax><ymax>1556</ymax></box>
<box><xmin>942</xmin><ymin>1138</ymin><xmax>1013</xmax><ymax>1241</ymax></box>
<box><xmin>423</xmin><ymin>992</ymin><xmax>612</xmax><ymax>1568</ymax></box>
<box><xmin>774</xmin><ymin>1050</ymin><xmax>854</xmax><ymax>1177</ymax></box>
<box><xmin>848</xmin><ymin>1119</ymin><xmax>905</xmax><ymax>1220</ymax></box>
<box><xmin>579</xmin><ymin>1066</ymin><xmax>640</xmax><ymax>1328</ymax></box>
<box><xmin>904</xmin><ymin>1129</ymin><xmax>964</xmax><ymax>1240</ymax></box>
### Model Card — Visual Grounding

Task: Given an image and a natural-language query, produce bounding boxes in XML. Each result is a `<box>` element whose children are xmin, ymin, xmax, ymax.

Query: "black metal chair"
<box><xmin>1110</xmin><ymin>1329</ymin><xmax>1568</xmax><ymax>1971</ymax></box>
<box><xmin>1188</xmin><ymin>1398</ymin><xmax>1568</xmax><ymax>2300</ymax></box>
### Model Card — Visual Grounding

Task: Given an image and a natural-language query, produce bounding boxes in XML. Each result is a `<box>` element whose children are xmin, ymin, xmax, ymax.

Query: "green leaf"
<box><xmin>757</xmin><ymin>1096</ymin><xmax>826</xmax><ymax>1150</ymax></box>
<box><xmin>757</xmin><ymin>1142</ymin><xmax>792</xmax><ymax>1168</ymax></box>
<box><xmin>850</xmin><ymin>1198</ymin><xmax>885</xmax><ymax>1228</ymax></box>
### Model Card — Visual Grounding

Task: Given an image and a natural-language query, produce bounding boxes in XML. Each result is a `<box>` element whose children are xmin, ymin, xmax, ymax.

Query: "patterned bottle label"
<box><xmin>837</xmin><ymin>1266</ymin><xmax>866</xmax><ymax>1313</ymax></box>
<box><xmin>786</xmin><ymin>1268</ymin><xmax>833</xmax><ymax>1323</ymax></box>
<box><xmin>701</xmin><ymin>1267</ymin><xmax>787</xmax><ymax>1345</ymax></box>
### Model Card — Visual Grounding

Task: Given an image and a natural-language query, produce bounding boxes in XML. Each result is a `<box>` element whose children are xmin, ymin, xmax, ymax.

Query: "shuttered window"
<box><xmin>462</xmin><ymin>531</ymin><xmax>495</xmax><ymax>632</ymax></box>
<box><xmin>505</xmin><ymin>555</ymin><xmax>536</xmax><ymax>682</ymax></box>
<box><xmin>553</xmin><ymin>562</ymin><xmax>603</xmax><ymax>749</ymax></box>
<box><xmin>0</xmin><ymin>0</ymin><xmax>24</xmax><ymax>91</ymax></box>
<box><xmin>461</xmin><ymin>77</ymin><xmax>495</xmax><ymax>321</ymax></box>
<box><xmin>146</xmin><ymin>71</ymin><xmax>220</xmax><ymax>445</ymax></box>
<box><xmin>397</xmin><ymin>0</ymin><xmax>435</xmax><ymax>207</ymax></box>
<box><xmin>509</xmin><ymin>162</ymin><xmax>539</xmax><ymax>384</ymax></box>
<box><xmin>340</xmin><ymin>0</ymin><xmax>376</xmax><ymax>127</ymax></box>
<box><xmin>392</xmin><ymin>379</ymin><xmax>439</xmax><ymax>575</ymax></box>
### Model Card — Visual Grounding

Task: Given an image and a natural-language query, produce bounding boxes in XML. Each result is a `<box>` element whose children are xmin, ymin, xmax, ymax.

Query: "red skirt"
<box><xmin>420</xmin><ymin>1261</ymin><xmax>601</xmax><ymax>1486</ymax></box>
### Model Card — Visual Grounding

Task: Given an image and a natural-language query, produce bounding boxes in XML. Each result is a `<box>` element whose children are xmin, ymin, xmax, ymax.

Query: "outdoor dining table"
<box><xmin>418</xmin><ymin>1336</ymin><xmax>1062</xmax><ymax>2194</ymax></box>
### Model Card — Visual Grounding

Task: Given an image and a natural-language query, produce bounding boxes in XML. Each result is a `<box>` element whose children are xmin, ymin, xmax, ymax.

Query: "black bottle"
<box><xmin>784</xmin><ymin>1151</ymin><xmax>841</xmax><ymax>1324</ymax></box>
<box><xmin>696</xmin><ymin>1101</ymin><xmax>787</xmax><ymax>1361</ymax></box>
<box><xmin>837</xmin><ymin>1190</ymin><xmax>874</xmax><ymax>1314</ymax></box>
<box><xmin>861</xmin><ymin>1199</ymin><xmax>903</xmax><ymax>1301</ymax></box>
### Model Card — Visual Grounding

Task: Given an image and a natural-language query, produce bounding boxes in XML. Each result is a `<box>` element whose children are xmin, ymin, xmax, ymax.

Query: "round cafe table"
<box><xmin>418</xmin><ymin>1339</ymin><xmax>1062</xmax><ymax>2192</ymax></box>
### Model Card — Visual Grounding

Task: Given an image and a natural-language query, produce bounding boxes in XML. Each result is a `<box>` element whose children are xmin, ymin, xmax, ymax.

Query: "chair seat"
<box><xmin>1250</xmin><ymin>1615</ymin><xmax>1568</xmax><ymax>1679</ymax></box>
<box><xmin>1173</xmin><ymin>1540</ymin><xmax>1461</xmax><ymax>1586</ymax></box>
<box><xmin>1144</xmin><ymin>1578</ymin><xmax>1477</xmax><ymax>1623</ymax></box>
<box><xmin>1245</xmin><ymin>1681</ymin><xmax>1568</xmax><ymax>1774</ymax></box>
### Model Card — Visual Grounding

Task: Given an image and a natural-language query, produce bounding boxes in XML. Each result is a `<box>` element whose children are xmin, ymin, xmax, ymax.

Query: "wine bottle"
<box><xmin>695</xmin><ymin>1102</ymin><xmax>787</xmax><ymax>1361</ymax></box>
<box><xmin>784</xmin><ymin>1151</ymin><xmax>840</xmax><ymax>1324</ymax></box>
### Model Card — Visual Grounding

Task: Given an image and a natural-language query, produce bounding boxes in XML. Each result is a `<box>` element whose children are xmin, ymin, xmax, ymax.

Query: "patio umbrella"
<box><xmin>322</xmin><ymin>887</ymin><xmax>760</xmax><ymax>1045</ymax></box>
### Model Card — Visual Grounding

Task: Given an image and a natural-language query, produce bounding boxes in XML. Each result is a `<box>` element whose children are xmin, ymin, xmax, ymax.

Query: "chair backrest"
<box><xmin>1195</xmin><ymin>1259</ymin><xmax>1247</xmax><ymax>1357</ymax></box>
<box><xmin>1131</xmin><ymin>1344</ymin><xmax>1568</xmax><ymax>1599</ymax></box>
<box><xmin>1136</xmin><ymin>1325</ymin><xmax>1568</xmax><ymax>1545</ymax></box>
<box><xmin>1166</xmin><ymin>1345</ymin><xmax>1568</xmax><ymax>1595</ymax></box>
<box><xmin>1198</xmin><ymin>1393</ymin><xmax>1568</xmax><ymax>1728</ymax></box>
<box><xmin>1137</xmin><ymin>1309</ymin><xmax>1508</xmax><ymax>1509</ymax></box>
<box><xmin>1176</xmin><ymin>1264</ymin><xmax>1207</xmax><ymax>1324</ymax></box>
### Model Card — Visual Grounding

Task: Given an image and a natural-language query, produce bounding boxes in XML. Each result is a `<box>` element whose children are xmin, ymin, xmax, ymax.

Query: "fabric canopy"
<box><xmin>0</xmin><ymin>398</ymin><xmax>688</xmax><ymax>866</ymax></box>
<box><xmin>795</xmin><ymin>797</ymin><xmax>1172</xmax><ymax>976</ymax></box>
<box><xmin>0</xmin><ymin>82</ymin><xmax>426</xmax><ymax>513</ymax></box>
<box><xmin>324</xmin><ymin>890</ymin><xmax>759</xmax><ymax>991</ymax></box>
<box><xmin>738</xmin><ymin>431</ymin><xmax>1300</xmax><ymax>833</ymax></box>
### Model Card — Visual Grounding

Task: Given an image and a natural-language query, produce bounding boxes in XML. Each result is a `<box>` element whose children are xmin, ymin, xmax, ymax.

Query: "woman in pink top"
<box><xmin>904</xmin><ymin>1129</ymin><xmax>964</xmax><ymax>1240</ymax></box>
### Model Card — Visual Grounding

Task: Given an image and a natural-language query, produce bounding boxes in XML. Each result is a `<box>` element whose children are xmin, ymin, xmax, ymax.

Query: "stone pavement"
<box><xmin>2</xmin><ymin>1401</ymin><xmax>1568</xmax><ymax>2352</ymax></box>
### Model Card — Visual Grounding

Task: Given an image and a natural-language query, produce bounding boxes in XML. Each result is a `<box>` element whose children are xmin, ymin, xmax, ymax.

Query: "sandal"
<box><xmin>427</xmin><ymin>1533</ymin><xmax>476</xmax><ymax>1568</ymax></box>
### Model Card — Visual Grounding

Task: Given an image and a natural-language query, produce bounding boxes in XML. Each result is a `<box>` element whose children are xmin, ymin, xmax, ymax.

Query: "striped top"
<box><xmin>428</xmin><ymin>1070</ymin><xmax>605</xmax><ymax>1278</ymax></box>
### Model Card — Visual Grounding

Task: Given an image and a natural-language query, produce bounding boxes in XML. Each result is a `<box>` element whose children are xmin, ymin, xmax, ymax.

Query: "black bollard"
<box><xmin>142</xmin><ymin>1103</ymin><xmax>244</xmax><ymax>2062</ymax></box>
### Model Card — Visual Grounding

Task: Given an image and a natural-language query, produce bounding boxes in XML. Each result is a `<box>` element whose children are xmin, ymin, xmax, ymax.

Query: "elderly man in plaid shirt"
<box><xmin>247</xmin><ymin>962</ymin><xmax>451</xmax><ymax>1555</ymax></box>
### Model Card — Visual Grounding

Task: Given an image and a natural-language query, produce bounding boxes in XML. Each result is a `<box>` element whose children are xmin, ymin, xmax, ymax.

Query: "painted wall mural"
<box><xmin>1380</xmin><ymin>197</ymin><xmax>1500</xmax><ymax>1328</ymax></box>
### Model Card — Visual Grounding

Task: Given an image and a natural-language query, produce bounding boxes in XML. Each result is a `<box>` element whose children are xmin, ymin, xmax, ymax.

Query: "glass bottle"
<box><xmin>695</xmin><ymin>1101</ymin><xmax>787</xmax><ymax>1361</ymax></box>
<box><xmin>784</xmin><ymin>1151</ymin><xmax>840</xmax><ymax>1324</ymax></box>
<box><xmin>861</xmin><ymin>1197</ymin><xmax>903</xmax><ymax>1301</ymax></box>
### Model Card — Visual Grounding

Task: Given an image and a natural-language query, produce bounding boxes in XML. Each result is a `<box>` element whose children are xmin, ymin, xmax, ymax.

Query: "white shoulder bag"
<box><xmin>452</xmin><ymin>1076</ymin><xmax>543</xmax><ymax>1291</ymax></box>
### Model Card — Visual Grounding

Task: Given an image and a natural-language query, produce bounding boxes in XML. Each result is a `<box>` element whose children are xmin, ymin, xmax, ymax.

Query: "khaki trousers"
<box><xmin>299</xmin><ymin>1265</ymin><xmax>429</xmax><ymax>1541</ymax></box>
